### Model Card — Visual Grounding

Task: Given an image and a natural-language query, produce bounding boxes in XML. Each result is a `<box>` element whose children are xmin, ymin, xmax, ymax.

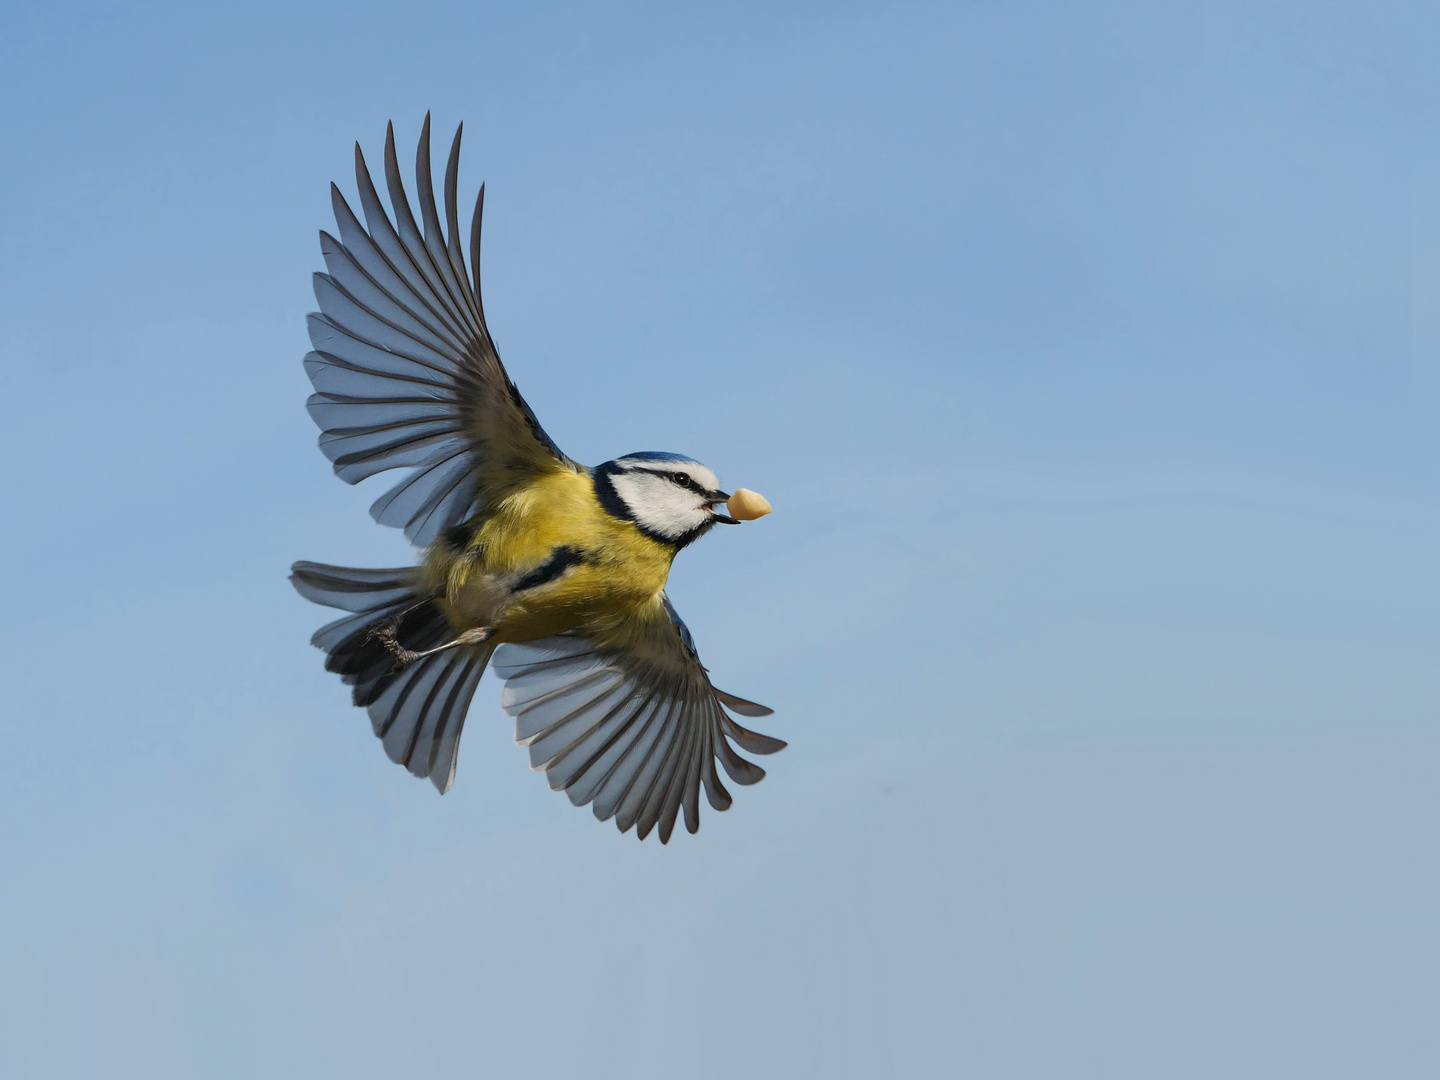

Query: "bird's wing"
<box><xmin>491</xmin><ymin>596</ymin><xmax>786</xmax><ymax>842</ymax></box>
<box><xmin>304</xmin><ymin>114</ymin><xmax>579</xmax><ymax>548</ymax></box>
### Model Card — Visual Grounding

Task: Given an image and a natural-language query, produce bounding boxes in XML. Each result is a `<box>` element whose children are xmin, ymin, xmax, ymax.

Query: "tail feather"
<box><xmin>289</xmin><ymin>562</ymin><xmax>417</xmax><ymax>611</ymax></box>
<box><xmin>370</xmin><ymin>648</ymin><xmax>490</xmax><ymax>792</ymax></box>
<box><xmin>290</xmin><ymin>560</ymin><xmax>492</xmax><ymax>793</ymax></box>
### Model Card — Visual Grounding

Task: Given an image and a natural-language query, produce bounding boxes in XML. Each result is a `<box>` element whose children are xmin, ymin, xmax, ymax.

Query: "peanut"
<box><xmin>726</xmin><ymin>488</ymin><xmax>772</xmax><ymax>521</ymax></box>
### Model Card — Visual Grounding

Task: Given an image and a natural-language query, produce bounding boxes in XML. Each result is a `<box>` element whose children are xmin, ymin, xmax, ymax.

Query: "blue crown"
<box><xmin>619</xmin><ymin>451</ymin><xmax>696</xmax><ymax>464</ymax></box>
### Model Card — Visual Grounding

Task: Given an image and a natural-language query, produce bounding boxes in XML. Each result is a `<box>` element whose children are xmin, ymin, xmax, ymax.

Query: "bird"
<box><xmin>289</xmin><ymin>115</ymin><xmax>784</xmax><ymax>843</ymax></box>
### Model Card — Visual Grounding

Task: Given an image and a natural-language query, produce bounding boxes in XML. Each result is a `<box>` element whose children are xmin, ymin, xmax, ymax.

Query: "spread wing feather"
<box><xmin>492</xmin><ymin>599</ymin><xmax>784</xmax><ymax>842</ymax></box>
<box><xmin>304</xmin><ymin>114</ymin><xmax>577</xmax><ymax>547</ymax></box>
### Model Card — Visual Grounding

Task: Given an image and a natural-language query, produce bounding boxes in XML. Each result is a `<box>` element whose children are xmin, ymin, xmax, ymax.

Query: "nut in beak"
<box><xmin>726</xmin><ymin>488</ymin><xmax>772</xmax><ymax>521</ymax></box>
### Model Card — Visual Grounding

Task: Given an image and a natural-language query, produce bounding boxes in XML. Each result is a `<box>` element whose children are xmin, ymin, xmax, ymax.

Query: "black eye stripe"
<box><xmin>632</xmin><ymin>467</ymin><xmax>710</xmax><ymax>494</ymax></box>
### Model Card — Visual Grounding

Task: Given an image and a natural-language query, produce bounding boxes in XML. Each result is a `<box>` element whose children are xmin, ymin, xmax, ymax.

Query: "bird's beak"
<box><xmin>707</xmin><ymin>492</ymin><xmax>740</xmax><ymax>524</ymax></box>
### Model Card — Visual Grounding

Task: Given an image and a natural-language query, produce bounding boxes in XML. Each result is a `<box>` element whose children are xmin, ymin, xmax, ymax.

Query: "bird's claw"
<box><xmin>369</xmin><ymin>618</ymin><xmax>421</xmax><ymax>670</ymax></box>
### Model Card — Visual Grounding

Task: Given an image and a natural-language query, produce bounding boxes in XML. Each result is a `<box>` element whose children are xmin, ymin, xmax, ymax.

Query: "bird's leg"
<box><xmin>373</xmin><ymin>623</ymin><xmax>494</xmax><ymax>670</ymax></box>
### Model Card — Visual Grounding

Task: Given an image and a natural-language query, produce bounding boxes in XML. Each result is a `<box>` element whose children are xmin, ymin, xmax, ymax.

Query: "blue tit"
<box><xmin>289</xmin><ymin>116</ymin><xmax>784</xmax><ymax>843</ymax></box>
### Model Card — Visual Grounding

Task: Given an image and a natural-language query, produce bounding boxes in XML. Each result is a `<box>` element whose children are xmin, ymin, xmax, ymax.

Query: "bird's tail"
<box><xmin>290</xmin><ymin>561</ymin><xmax>494</xmax><ymax>793</ymax></box>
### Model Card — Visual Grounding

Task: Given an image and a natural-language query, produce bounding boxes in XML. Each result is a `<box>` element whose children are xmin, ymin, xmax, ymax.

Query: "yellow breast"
<box><xmin>423</xmin><ymin>468</ymin><xmax>677</xmax><ymax>643</ymax></box>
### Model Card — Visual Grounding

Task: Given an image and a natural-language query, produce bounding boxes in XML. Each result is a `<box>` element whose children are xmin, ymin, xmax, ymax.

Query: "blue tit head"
<box><xmin>592</xmin><ymin>452</ymin><xmax>737</xmax><ymax>548</ymax></box>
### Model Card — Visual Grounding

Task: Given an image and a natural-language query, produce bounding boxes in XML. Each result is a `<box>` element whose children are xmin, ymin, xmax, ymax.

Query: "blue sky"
<box><xmin>2</xmin><ymin>2</ymin><xmax>1438</xmax><ymax>1076</ymax></box>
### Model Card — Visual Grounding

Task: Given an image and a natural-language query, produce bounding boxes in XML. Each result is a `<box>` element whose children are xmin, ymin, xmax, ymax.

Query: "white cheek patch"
<box><xmin>611</xmin><ymin>471</ymin><xmax>709</xmax><ymax>540</ymax></box>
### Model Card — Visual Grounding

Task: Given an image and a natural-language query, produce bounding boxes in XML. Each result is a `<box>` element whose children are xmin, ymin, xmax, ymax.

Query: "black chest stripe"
<box><xmin>513</xmin><ymin>546</ymin><xmax>586</xmax><ymax>591</ymax></box>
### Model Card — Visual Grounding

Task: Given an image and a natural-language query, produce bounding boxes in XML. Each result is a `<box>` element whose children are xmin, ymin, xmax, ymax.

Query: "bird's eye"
<box><xmin>666</xmin><ymin>471</ymin><xmax>707</xmax><ymax>494</ymax></box>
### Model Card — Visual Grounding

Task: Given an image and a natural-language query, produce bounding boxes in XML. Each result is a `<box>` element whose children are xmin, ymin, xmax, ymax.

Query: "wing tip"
<box><xmin>714</xmin><ymin>687</ymin><xmax>775</xmax><ymax>718</ymax></box>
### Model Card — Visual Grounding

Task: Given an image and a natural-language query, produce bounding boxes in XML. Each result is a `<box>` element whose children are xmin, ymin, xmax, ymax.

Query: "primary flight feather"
<box><xmin>290</xmin><ymin>115</ymin><xmax>783</xmax><ymax>843</ymax></box>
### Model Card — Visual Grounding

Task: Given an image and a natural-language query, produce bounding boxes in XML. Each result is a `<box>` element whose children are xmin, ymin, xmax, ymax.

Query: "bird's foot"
<box><xmin>368</xmin><ymin>619</ymin><xmax>423</xmax><ymax>670</ymax></box>
<box><xmin>371</xmin><ymin>622</ymin><xmax>494</xmax><ymax>672</ymax></box>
